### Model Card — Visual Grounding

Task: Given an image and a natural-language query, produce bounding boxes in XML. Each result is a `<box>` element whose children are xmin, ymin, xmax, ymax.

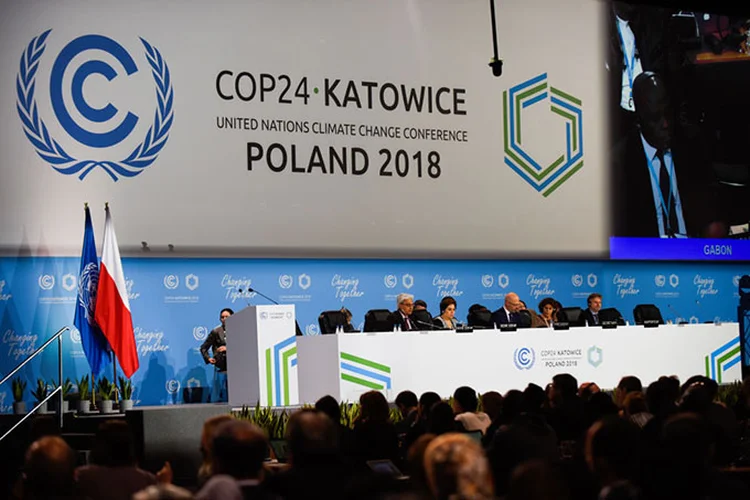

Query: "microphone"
<box><xmin>238</xmin><ymin>287</ymin><xmax>279</xmax><ymax>306</ymax></box>
<box><xmin>667</xmin><ymin>304</ymin><xmax>686</xmax><ymax>325</ymax></box>
<box><xmin>414</xmin><ymin>319</ymin><xmax>446</xmax><ymax>331</ymax></box>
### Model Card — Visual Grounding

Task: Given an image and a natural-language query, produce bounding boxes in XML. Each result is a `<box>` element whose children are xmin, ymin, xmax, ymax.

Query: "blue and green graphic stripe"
<box><xmin>340</xmin><ymin>352</ymin><xmax>392</xmax><ymax>390</ymax></box>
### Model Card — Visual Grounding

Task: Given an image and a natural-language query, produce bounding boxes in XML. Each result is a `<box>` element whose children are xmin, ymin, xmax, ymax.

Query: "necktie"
<box><xmin>657</xmin><ymin>151</ymin><xmax>679</xmax><ymax>236</ymax></box>
<box><xmin>404</xmin><ymin>315</ymin><xmax>411</xmax><ymax>331</ymax></box>
<box><xmin>593</xmin><ymin>313</ymin><xmax>598</xmax><ymax>325</ymax></box>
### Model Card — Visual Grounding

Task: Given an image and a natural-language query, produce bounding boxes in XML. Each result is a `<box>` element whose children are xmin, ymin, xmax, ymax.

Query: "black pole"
<box><xmin>489</xmin><ymin>0</ymin><xmax>499</xmax><ymax>61</ymax></box>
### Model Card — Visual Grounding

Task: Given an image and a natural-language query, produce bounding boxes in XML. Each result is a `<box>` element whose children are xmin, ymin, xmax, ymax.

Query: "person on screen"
<box><xmin>491</xmin><ymin>292</ymin><xmax>523</xmax><ymax>328</ymax></box>
<box><xmin>200</xmin><ymin>308</ymin><xmax>233</xmax><ymax>403</ymax></box>
<box><xmin>390</xmin><ymin>293</ymin><xmax>418</xmax><ymax>331</ymax></box>
<box><xmin>612</xmin><ymin>71</ymin><xmax>727</xmax><ymax>238</ymax></box>
<box><xmin>582</xmin><ymin>293</ymin><xmax>603</xmax><ymax>326</ymax></box>
<box><xmin>537</xmin><ymin>297</ymin><xmax>557</xmax><ymax>328</ymax></box>
<box><xmin>433</xmin><ymin>296</ymin><xmax>458</xmax><ymax>330</ymax></box>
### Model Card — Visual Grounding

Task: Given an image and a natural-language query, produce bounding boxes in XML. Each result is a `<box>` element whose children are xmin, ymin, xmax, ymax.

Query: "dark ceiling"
<box><xmin>619</xmin><ymin>0</ymin><xmax>750</xmax><ymax>17</ymax></box>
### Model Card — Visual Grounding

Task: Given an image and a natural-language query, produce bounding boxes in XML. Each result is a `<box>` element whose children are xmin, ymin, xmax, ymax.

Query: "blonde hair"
<box><xmin>424</xmin><ymin>433</ymin><xmax>494</xmax><ymax>500</ymax></box>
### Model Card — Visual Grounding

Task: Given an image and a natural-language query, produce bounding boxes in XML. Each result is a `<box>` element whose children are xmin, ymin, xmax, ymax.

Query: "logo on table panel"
<box><xmin>694</xmin><ymin>275</ymin><xmax>718</xmax><ymax>299</ymax></box>
<box><xmin>192</xmin><ymin>326</ymin><xmax>209</xmax><ymax>341</ymax></box>
<box><xmin>166</xmin><ymin>379</ymin><xmax>180</xmax><ymax>395</ymax></box>
<box><xmin>513</xmin><ymin>347</ymin><xmax>535</xmax><ymax>370</ymax></box>
<box><xmin>38</xmin><ymin>274</ymin><xmax>55</xmax><ymax>290</ymax></box>
<box><xmin>16</xmin><ymin>31</ymin><xmax>174</xmax><ymax>181</ymax></box>
<box><xmin>264</xmin><ymin>336</ymin><xmax>297</xmax><ymax>406</ymax></box>
<box><xmin>163</xmin><ymin>274</ymin><xmax>179</xmax><ymax>290</ymax></box>
<box><xmin>503</xmin><ymin>73</ymin><xmax>584</xmax><ymax>197</ymax></box>
<box><xmin>340</xmin><ymin>352</ymin><xmax>392</xmax><ymax>391</ymax></box>
<box><xmin>587</xmin><ymin>345</ymin><xmax>603</xmax><ymax>368</ymax></box>
<box><xmin>0</xmin><ymin>280</ymin><xmax>11</xmax><ymax>301</ymax></box>
<box><xmin>526</xmin><ymin>274</ymin><xmax>555</xmax><ymax>299</ymax></box>
<box><xmin>705</xmin><ymin>337</ymin><xmax>741</xmax><ymax>384</ymax></box>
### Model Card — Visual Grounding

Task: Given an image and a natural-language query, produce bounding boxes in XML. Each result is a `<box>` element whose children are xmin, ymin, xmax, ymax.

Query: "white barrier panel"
<box><xmin>297</xmin><ymin>323</ymin><xmax>741</xmax><ymax>403</ymax></box>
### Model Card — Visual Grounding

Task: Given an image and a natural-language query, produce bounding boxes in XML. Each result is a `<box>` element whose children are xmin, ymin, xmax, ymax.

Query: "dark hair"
<box><xmin>538</xmin><ymin>297</ymin><xmax>557</xmax><ymax>314</ymax></box>
<box><xmin>89</xmin><ymin>420</ymin><xmax>136</xmax><ymax>467</ymax></box>
<box><xmin>681</xmin><ymin>375</ymin><xmax>718</xmax><ymax>401</ymax></box>
<box><xmin>552</xmin><ymin>374</ymin><xmax>578</xmax><ymax>401</ymax></box>
<box><xmin>439</xmin><ymin>296</ymin><xmax>457</xmax><ymax>314</ymax></box>
<box><xmin>359</xmin><ymin>391</ymin><xmax>390</xmax><ymax>423</ymax></box>
<box><xmin>419</xmin><ymin>391</ymin><xmax>442</xmax><ymax>420</ymax></box>
<box><xmin>501</xmin><ymin>390</ymin><xmax>526</xmax><ymax>423</ymax></box>
<box><xmin>414</xmin><ymin>300</ymin><xmax>428</xmax><ymax>309</ymax></box>
<box><xmin>212</xmin><ymin>420</ymin><xmax>268</xmax><ymax>479</ymax></box>
<box><xmin>315</xmin><ymin>395</ymin><xmax>341</xmax><ymax>425</ymax></box>
<box><xmin>427</xmin><ymin>402</ymin><xmax>457</xmax><ymax>435</ymax></box>
<box><xmin>468</xmin><ymin>303</ymin><xmax>489</xmax><ymax>314</ymax></box>
<box><xmin>286</xmin><ymin>409</ymin><xmax>339</xmax><ymax>465</ymax></box>
<box><xmin>396</xmin><ymin>390</ymin><xmax>418</xmax><ymax>410</ymax></box>
<box><xmin>453</xmin><ymin>386</ymin><xmax>478</xmax><ymax>413</ymax></box>
<box><xmin>589</xmin><ymin>416</ymin><xmax>641</xmax><ymax>481</ymax></box>
<box><xmin>523</xmin><ymin>384</ymin><xmax>546</xmax><ymax>414</ymax></box>
<box><xmin>617</xmin><ymin>376</ymin><xmax>643</xmax><ymax>395</ymax></box>
<box><xmin>587</xmin><ymin>293</ymin><xmax>602</xmax><ymax>305</ymax></box>
<box><xmin>220</xmin><ymin>308</ymin><xmax>234</xmax><ymax>317</ymax></box>
<box><xmin>481</xmin><ymin>391</ymin><xmax>504</xmax><ymax>421</ymax></box>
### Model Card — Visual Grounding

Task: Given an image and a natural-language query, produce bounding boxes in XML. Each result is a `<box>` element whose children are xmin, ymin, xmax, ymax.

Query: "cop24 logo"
<box><xmin>16</xmin><ymin>31</ymin><xmax>174</xmax><ymax>181</ymax></box>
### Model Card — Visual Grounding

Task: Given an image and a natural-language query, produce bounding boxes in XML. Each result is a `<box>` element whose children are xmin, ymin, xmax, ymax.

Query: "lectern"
<box><xmin>225</xmin><ymin>305</ymin><xmax>299</xmax><ymax>407</ymax></box>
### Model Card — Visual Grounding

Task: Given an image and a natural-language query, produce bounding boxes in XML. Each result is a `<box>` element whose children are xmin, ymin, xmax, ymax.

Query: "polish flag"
<box><xmin>94</xmin><ymin>205</ymin><xmax>139</xmax><ymax>378</ymax></box>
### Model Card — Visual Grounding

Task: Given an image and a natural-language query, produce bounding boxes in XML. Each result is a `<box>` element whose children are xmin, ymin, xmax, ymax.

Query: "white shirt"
<box><xmin>616</xmin><ymin>16</ymin><xmax>644</xmax><ymax>112</ymax></box>
<box><xmin>639</xmin><ymin>134</ymin><xmax>687</xmax><ymax>238</ymax></box>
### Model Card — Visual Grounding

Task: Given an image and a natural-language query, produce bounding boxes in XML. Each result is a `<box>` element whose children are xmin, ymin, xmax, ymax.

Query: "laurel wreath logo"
<box><xmin>16</xmin><ymin>30</ymin><xmax>174</xmax><ymax>181</ymax></box>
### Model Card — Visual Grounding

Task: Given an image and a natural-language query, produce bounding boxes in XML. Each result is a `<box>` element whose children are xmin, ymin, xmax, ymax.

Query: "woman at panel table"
<box><xmin>433</xmin><ymin>296</ymin><xmax>458</xmax><ymax>330</ymax></box>
<box><xmin>537</xmin><ymin>297</ymin><xmax>558</xmax><ymax>328</ymax></box>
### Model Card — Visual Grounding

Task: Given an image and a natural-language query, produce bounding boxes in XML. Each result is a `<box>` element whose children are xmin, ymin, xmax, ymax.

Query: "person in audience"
<box><xmin>578</xmin><ymin>381</ymin><xmax>601</xmax><ymax>401</ymax></box>
<box><xmin>23</xmin><ymin>436</ymin><xmax>77</xmax><ymax>500</ymax></box>
<box><xmin>403</xmin><ymin>391</ymin><xmax>442</xmax><ymax>451</ymax></box>
<box><xmin>506</xmin><ymin>460</ymin><xmax>570</xmax><ymax>500</ymax></box>
<box><xmin>196</xmin><ymin>420</ymin><xmax>272</xmax><ymax>500</ymax></box>
<box><xmin>394</xmin><ymin>390</ymin><xmax>419</xmax><ymax>435</ymax></box>
<box><xmin>545</xmin><ymin>373</ymin><xmax>585</xmax><ymax>442</ymax></box>
<box><xmin>427</xmin><ymin>402</ymin><xmax>461</xmax><ymax>435</ymax></box>
<box><xmin>390</xmin><ymin>293</ymin><xmax>418</xmax><ymax>331</ymax></box>
<box><xmin>200</xmin><ymin>307</ymin><xmax>234</xmax><ymax>402</ymax></box>
<box><xmin>197</xmin><ymin>414</ymin><xmax>234</xmax><ymax>487</ymax></box>
<box><xmin>351</xmin><ymin>391</ymin><xmax>400</xmax><ymax>466</ymax></box>
<box><xmin>133</xmin><ymin>484</ymin><xmax>193</xmax><ymax>500</ymax></box>
<box><xmin>522</xmin><ymin>384</ymin><xmax>547</xmax><ymax>415</ymax></box>
<box><xmin>623</xmin><ymin>391</ymin><xmax>653</xmax><ymax>428</ymax></box>
<box><xmin>453</xmin><ymin>386</ymin><xmax>492</xmax><ymax>435</ymax></box>
<box><xmin>76</xmin><ymin>420</ymin><xmax>169</xmax><ymax>500</ymax></box>
<box><xmin>733</xmin><ymin>375</ymin><xmax>750</xmax><ymax>422</ymax></box>
<box><xmin>424</xmin><ymin>433</ymin><xmax>495</xmax><ymax>500</ymax></box>
<box><xmin>405</xmin><ymin>433</ymin><xmax>436</xmax><ymax>497</ymax></box>
<box><xmin>584</xmin><ymin>416</ymin><xmax>642</xmax><ymax>499</ymax></box>
<box><xmin>615</xmin><ymin>376</ymin><xmax>643</xmax><ymax>409</ymax></box>
<box><xmin>480</xmin><ymin>391</ymin><xmax>504</xmax><ymax>446</ymax></box>
<box><xmin>582</xmin><ymin>293</ymin><xmax>603</xmax><ymax>326</ymax></box>
<box><xmin>584</xmin><ymin>391</ymin><xmax>619</xmax><ymax>429</ymax></box>
<box><xmin>491</xmin><ymin>292</ymin><xmax>524</xmax><ymax>328</ymax></box>
<box><xmin>414</xmin><ymin>300</ymin><xmax>428</xmax><ymax>311</ymax></box>
<box><xmin>537</xmin><ymin>297</ymin><xmax>557</xmax><ymax>328</ymax></box>
<box><xmin>315</xmin><ymin>395</ymin><xmax>353</xmax><ymax>457</ymax></box>
<box><xmin>433</xmin><ymin>296</ymin><xmax>458</xmax><ymax>330</ymax></box>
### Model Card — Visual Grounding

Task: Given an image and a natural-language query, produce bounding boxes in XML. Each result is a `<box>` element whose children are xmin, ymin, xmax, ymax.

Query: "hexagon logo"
<box><xmin>402</xmin><ymin>274</ymin><xmax>414</xmax><ymax>290</ymax></box>
<box><xmin>186</xmin><ymin>377</ymin><xmax>201</xmax><ymax>388</ymax></box>
<box><xmin>185</xmin><ymin>274</ymin><xmax>199</xmax><ymax>291</ymax></box>
<box><xmin>62</xmin><ymin>273</ymin><xmax>77</xmax><ymax>292</ymax></box>
<box><xmin>587</xmin><ymin>345</ymin><xmax>603</xmax><ymax>368</ymax></box>
<box><xmin>571</xmin><ymin>274</ymin><xmax>583</xmax><ymax>287</ymax></box>
<box><xmin>481</xmin><ymin>275</ymin><xmax>494</xmax><ymax>288</ymax></box>
<box><xmin>587</xmin><ymin>273</ymin><xmax>598</xmax><ymax>288</ymax></box>
<box><xmin>498</xmin><ymin>274</ymin><xmax>510</xmax><ymax>289</ymax></box>
<box><xmin>669</xmin><ymin>274</ymin><xmax>680</xmax><ymax>288</ymax></box>
<box><xmin>504</xmin><ymin>73</ymin><xmax>583</xmax><ymax>197</ymax></box>
<box><xmin>298</xmin><ymin>274</ymin><xmax>312</xmax><ymax>290</ymax></box>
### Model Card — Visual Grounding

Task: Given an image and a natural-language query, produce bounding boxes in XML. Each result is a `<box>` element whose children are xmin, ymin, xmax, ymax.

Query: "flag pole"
<box><xmin>112</xmin><ymin>351</ymin><xmax>119</xmax><ymax>402</ymax></box>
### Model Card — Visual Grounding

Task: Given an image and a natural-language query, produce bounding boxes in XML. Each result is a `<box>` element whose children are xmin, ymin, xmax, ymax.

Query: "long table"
<box><xmin>296</xmin><ymin>323</ymin><xmax>742</xmax><ymax>404</ymax></box>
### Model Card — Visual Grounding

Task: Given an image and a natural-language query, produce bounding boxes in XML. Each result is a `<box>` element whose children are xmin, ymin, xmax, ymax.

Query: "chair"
<box><xmin>318</xmin><ymin>310</ymin><xmax>347</xmax><ymax>334</ymax></box>
<box><xmin>410</xmin><ymin>308</ymin><xmax>434</xmax><ymax>330</ymax></box>
<box><xmin>364</xmin><ymin>309</ymin><xmax>393</xmax><ymax>332</ymax></box>
<box><xmin>633</xmin><ymin>304</ymin><xmax>665</xmax><ymax>325</ymax></box>
<box><xmin>598</xmin><ymin>307</ymin><xmax>626</xmax><ymax>325</ymax></box>
<box><xmin>557</xmin><ymin>307</ymin><xmax>586</xmax><ymax>327</ymax></box>
<box><xmin>467</xmin><ymin>306</ymin><xmax>493</xmax><ymax>329</ymax></box>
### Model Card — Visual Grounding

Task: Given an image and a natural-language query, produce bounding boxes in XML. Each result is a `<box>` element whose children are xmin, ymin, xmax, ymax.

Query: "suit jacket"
<box><xmin>581</xmin><ymin>309</ymin><xmax>599</xmax><ymax>327</ymax></box>
<box><xmin>200</xmin><ymin>325</ymin><xmax>227</xmax><ymax>371</ymax></box>
<box><xmin>389</xmin><ymin>310</ymin><xmax>418</xmax><ymax>331</ymax></box>
<box><xmin>612</xmin><ymin>127</ymin><xmax>722</xmax><ymax>238</ymax></box>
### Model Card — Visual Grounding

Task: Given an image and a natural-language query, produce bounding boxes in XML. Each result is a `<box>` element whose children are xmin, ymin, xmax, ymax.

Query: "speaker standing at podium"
<box><xmin>200</xmin><ymin>308</ymin><xmax>233</xmax><ymax>403</ymax></box>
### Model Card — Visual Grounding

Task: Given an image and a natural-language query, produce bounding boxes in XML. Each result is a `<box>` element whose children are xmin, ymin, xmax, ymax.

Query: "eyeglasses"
<box><xmin>401</xmin><ymin>302</ymin><xmax>414</xmax><ymax>307</ymax></box>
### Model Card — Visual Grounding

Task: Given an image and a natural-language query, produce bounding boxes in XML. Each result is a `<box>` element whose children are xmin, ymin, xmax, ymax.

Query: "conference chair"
<box><xmin>598</xmin><ymin>307</ymin><xmax>626</xmax><ymax>325</ymax></box>
<box><xmin>633</xmin><ymin>304</ymin><xmax>665</xmax><ymax>325</ymax></box>
<box><xmin>364</xmin><ymin>309</ymin><xmax>393</xmax><ymax>332</ymax></box>
<box><xmin>410</xmin><ymin>308</ymin><xmax>434</xmax><ymax>330</ymax></box>
<box><xmin>557</xmin><ymin>307</ymin><xmax>586</xmax><ymax>327</ymax></box>
<box><xmin>466</xmin><ymin>305</ymin><xmax>493</xmax><ymax>329</ymax></box>
<box><xmin>318</xmin><ymin>310</ymin><xmax>348</xmax><ymax>334</ymax></box>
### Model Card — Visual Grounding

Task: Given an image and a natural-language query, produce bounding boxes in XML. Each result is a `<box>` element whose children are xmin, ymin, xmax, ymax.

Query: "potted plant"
<box><xmin>118</xmin><ymin>376</ymin><xmax>134</xmax><ymax>412</ymax></box>
<box><xmin>97</xmin><ymin>377</ymin><xmax>115</xmax><ymax>414</ymax></box>
<box><xmin>48</xmin><ymin>378</ymin><xmax>73</xmax><ymax>413</ymax></box>
<box><xmin>11</xmin><ymin>377</ymin><xmax>27</xmax><ymax>414</ymax></box>
<box><xmin>77</xmin><ymin>375</ymin><xmax>91</xmax><ymax>413</ymax></box>
<box><xmin>31</xmin><ymin>378</ymin><xmax>48</xmax><ymax>413</ymax></box>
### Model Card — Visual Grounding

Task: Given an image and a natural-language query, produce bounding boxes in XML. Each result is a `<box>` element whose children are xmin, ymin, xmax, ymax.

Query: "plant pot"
<box><xmin>120</xmin><ymin>399</ymin><xmax>134</xmax><ymax>412</ymax></box>
<box><xmin>36</xmin><ymin>401</ymin><xmax>47</xmax><ymax>413</ymax></box>
<box><xmin>77</xmin><ymin>400</ymin><xmax>91</xmax><ymax>414</ymax></box>
<box><xmin>99</xmin><ymin>400</ymin><xmax>113</xmax><ymax>414</ymax></box>
<box><xmin>13</xmin><ymin>401</ymin><xmax>26</xmax><ymax>415</ymax></box>
<box><xmin>61</xmin><ymin>400</ymin><xmax>69</xmax><ymax>413</ymax></box>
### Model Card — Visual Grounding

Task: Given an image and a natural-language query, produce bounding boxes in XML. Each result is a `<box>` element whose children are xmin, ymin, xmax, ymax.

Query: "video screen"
<box><xmin>607</xmin><ymin>2</ymin><xmax>750</xmax><ymax>258</ymax></box>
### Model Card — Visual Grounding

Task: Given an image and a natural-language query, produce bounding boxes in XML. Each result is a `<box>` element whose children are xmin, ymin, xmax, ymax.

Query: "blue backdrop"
<box><xmin>0</xmin><ymin>256</ymin><xmax>747</xmax><ymax>410</ymax></box>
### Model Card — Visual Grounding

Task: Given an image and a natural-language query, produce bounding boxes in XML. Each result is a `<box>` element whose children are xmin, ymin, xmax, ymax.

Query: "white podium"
<box><xmin>225</xmin><ymin>305</ymin><xmax>299</xmax><ymax>407</ymax></box>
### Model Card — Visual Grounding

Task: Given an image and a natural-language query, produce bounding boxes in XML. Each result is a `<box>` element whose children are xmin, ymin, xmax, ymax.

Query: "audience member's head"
<box><xmin>679</xmin><ymin>383</ymin><xmax>713</xmax><ymax>415</ymax></box>
<box><xmin>616</xmin><ymin>376</ymin><xmax>643</xmax><ymax>408</ymax></box>
<box><xmin>647</xmin><ymin>378</ymin><xmax>678</xmax><ymax>419</ymax></box>
<box><xmin>427</xmin><ymin>402</ymin><xmax>458</xmax><ymax>435</ymax></box>
<box><xmin>623</xmin><ymin>392</ymin><xmax>649</xmax><ymax>417</ymax></box>
<box><xmin>579</xmin><ymin>382</ymin><xmax>601</xmax><ymax>401</ymax></box>
<box><xmin>418</xmin><ymin>391</ymin><xmax>442</xmax><ymax>421</ymax></box>
<box><xmin>523</xmin><ymin>383</ymin><xmax>547</xmax><ymax>414</ymax></box>
<box><xmin>481</xmin><ymin>391</ymin><xmax>503</xmax><ymax>422</ymax></box>
<box><xmin>406</xmin><ymin>433</ymin><xmax>436</xmax><ymax>491</ymax></box>
<box><xmin>24</xmin><ymin>436</ymin><xmax>77</xmax><ymax>499</ymax></box>
<box><xmin>424</xmin><ymin>433</ymin><xmax>494</xmax><ymax>500</ymax></box>
<box><xmin>286</xmin><ymin>409</ymin><xmax>339</xmax><ymax>466</ymax></box>
<box><xmin>359</xmin><ymin>390</ymin><xmax>390</xmax><ymax>424</ymax></box>
<box><xmin>660</xmin><ymin>413</ymin><xmax>714</xmax><ymax>469</ymax></box>
<box><xmin>414</xmin><ymin>300</ymin><xmax>428</xmax><ymax>311</ymax></box>
<box><xmin>550</xmin><ymin>373</ymin><xmax>578</xmax><ymax>406</ymax></box>
<box><xmin>452</xmin><ymin>386</ymin><xmax>479</xmax><ymax>414</ymax></box>
<box><xmin>585</xmin><ymin>391</ymin><xmax>619</xmax><ymax>428</ymax></box>
<box><xmin>507</xmin><ymin>460</ymin><xmax>570</xmax><ymax>500</ymax></box>
<box><xmin>212</xmin><ymin>419</ymin><xmax>268</xmax><ymax>480</ymax></box>
<box><xmin>585</xmin><ymin>416</ymin><xmax>641</xmax><ymax>488</ymax></box>
<box><xmin>681</xmin><ymin>375</ymin><xmax>718</xmax><ymax>401</ymax></box>
<box><xmin>89</xmin><ymin>420</ymin><xmax>137</xmax><ymax>467</ymax></box>
<box><xmin>315</xmin><ymin>395</ymin><xmax>341</xmax><ymax>425</ymax></box>
<box><xmin>501</xmin><ymin>390</ymin><xmax>527</xmax><ymax>423</ymax></box>
<box><xmin>197</xmin><ymin>414</ymin><xmax>234</xmax><ymax>484</ymax></box>
<box><xmin>395</xmin><ymin>390</ymin><xmax>419</xmax><ymax>417</ymax></box>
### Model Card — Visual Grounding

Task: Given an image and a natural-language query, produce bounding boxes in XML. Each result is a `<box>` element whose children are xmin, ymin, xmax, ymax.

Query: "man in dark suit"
<box><xmin>390</xmin><ymin>293</ymin><xmax>418</xmax><ymax>331</ymax></box>
<box><xmin>491</xmin><ymin>292</ymin><xmax>524</xmax><ymax>328</ymax></box>
<box><xmin>581</xmin><ymin>293</ymin><xmax>603</xmax><ymax>327</ymax></box>
<box><xmin>612</xmin><ymin>71</ymin><xmax>726</xmax><ymax>238</ymax></box>
<box><xmin>200</xmin><ymin>307</ymin><xmax>233</xmax><ymax>402</ymax></box>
